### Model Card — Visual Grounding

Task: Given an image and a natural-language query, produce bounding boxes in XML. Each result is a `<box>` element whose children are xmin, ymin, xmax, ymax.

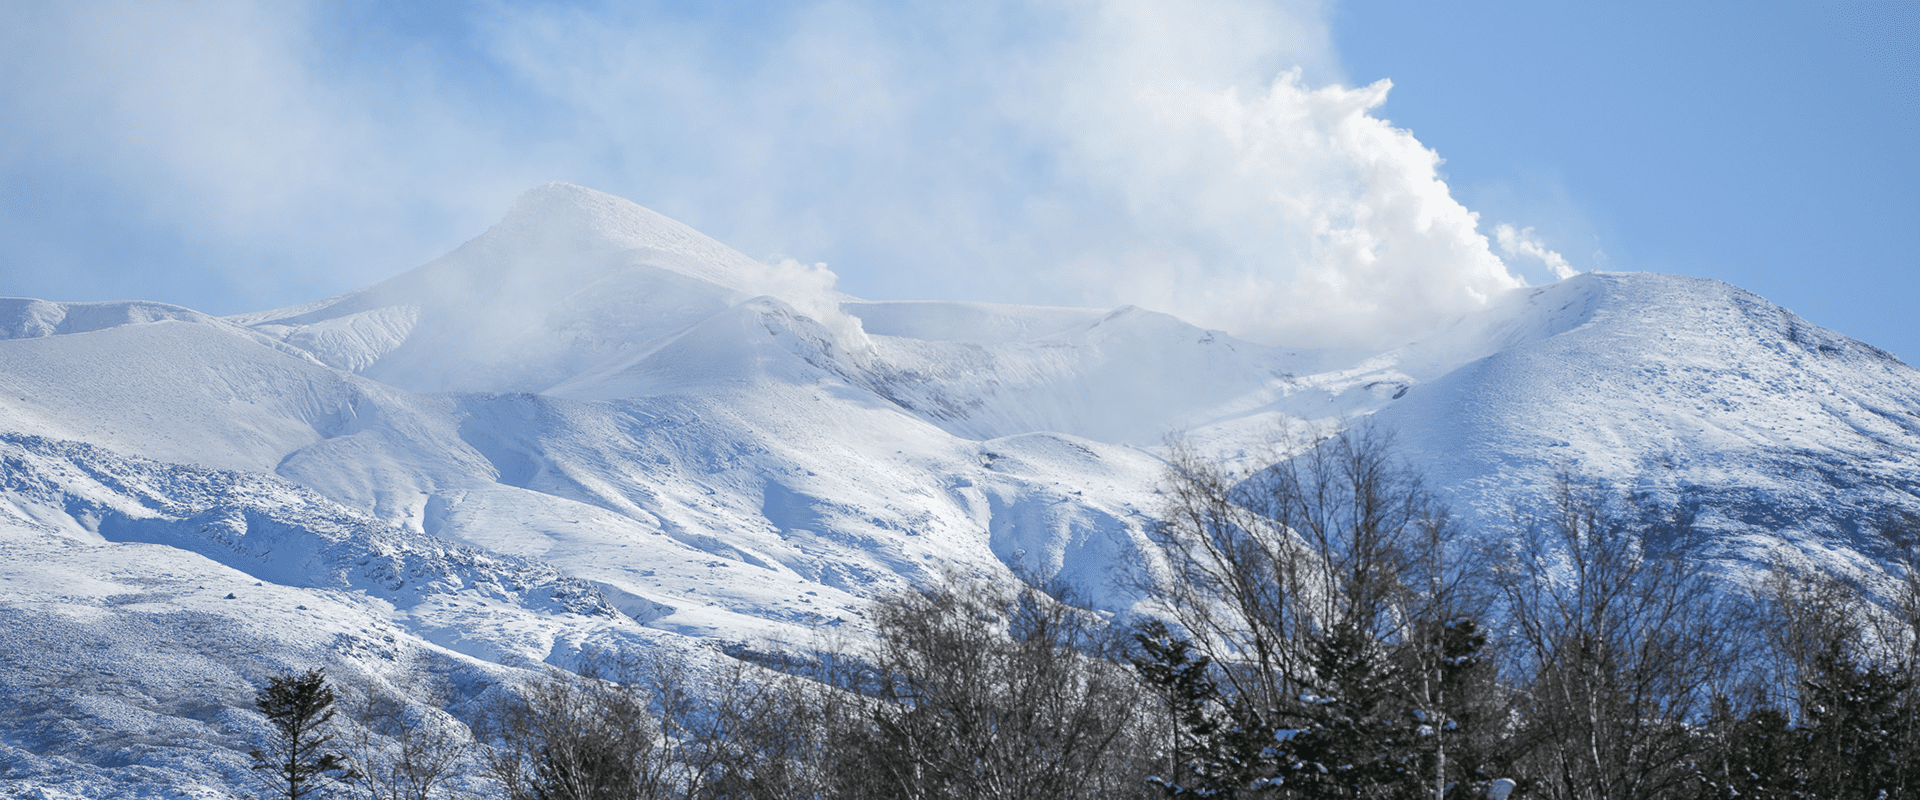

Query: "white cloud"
<box><xmin>1039</xmin><ymin>66</ymin><xmax>1529</xmax><ymax>347</ymax></box>
<box><xmin>0</xmin><ymin>1</ymin><xmax>547</xmax><ymax>306</ymax></box>
<box><xmin>1495</xmin><ymin>224</ymin><xmax>1579</xmax><ymax>280</ymax></box>
<box><xmin>477</xmin><ymin>0</ymin><xmax>1532</xmax><ymax>349</ymax></box>
<box><xmin>2</xmin><ymin>0</ymin><xmax>1551</xmax><ymax>349</ymax></box>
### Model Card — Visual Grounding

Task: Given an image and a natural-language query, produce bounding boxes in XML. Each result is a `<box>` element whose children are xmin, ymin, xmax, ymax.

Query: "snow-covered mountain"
<box><xmin>4</xmin><ymin>183</ymin><xmax>1917</xmax><ymax>796</ymax></box>
<box><xmin>1383</xmin><ymin>273</ymin><xmax>1920</xmax><ymax>573</ymax></box>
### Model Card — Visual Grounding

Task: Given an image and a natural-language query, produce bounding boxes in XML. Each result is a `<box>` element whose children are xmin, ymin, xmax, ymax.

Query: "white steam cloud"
<box><xmin>745</xmin><ymin>257</ymin><xmax>875</xmax><ymax>362</ymax></box>
<box><xmin>1495</xmin><ymin>224</ymin><xmax>1579</xmax><ymax>281</ymax></box>
<box><xmin>1</xmin><ymin>0</ymin><xmax>1561</xmax><ymax>349</ymax></box>
<box><xmin>1043</xmin><ymin>68</ymin><xmax>1529</xmax><ymax>346</ymax></box>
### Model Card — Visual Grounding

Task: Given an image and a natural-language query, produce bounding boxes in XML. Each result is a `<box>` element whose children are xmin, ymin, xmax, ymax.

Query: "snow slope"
<box><xmin>0</xmin><ymin>302</ymin><xmax>357</xmax><ymax>473</ymax></box>
<box><xmin>233</xmin><ymin>183</ymin><xmax>843</xmax><ymax>395</ymax></box>
<box><xmin>4</xmin><ymin>183</ymin><xmax>1919</xmax><ymax>795</ymax></box>
<box><xmin>1379</xmin><ymin>273</ymin><xmax>1920</xmax><ymax>575</ymax></box>
<box><xmin>0</xmin><ymin>432</ymin><xmax>710</xmax><ymax>799</ymax></box>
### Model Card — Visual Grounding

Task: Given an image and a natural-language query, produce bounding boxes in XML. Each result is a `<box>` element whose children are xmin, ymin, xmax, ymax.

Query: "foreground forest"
<box><xmin>240</xmin><ymin>429</ymin><xmax>1920</xmax><ymax>800</ymax></box>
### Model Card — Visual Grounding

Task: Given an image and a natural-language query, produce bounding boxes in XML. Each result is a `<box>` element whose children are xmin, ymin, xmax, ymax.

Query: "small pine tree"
<box><xmin>250</xmin><ymin>668</ymin><xmax>356</xmax><ymax>800</ymax></box>
<box><xmin>1724</xmin><ymin>703</ymin><xmax>1799</xmax><ymax>800</ymax></box>
<box><xmin>1800</xmin><ymin>640</ymin><xmax>1910</xmax><ymax>798</ymax></box>
<box><xmin>1130</xmin><ymin>622</ymin><xmax>1223</xmax><ymax>797</ymax></box>
<box><xmin>1300</xmin><ymin>620</ymin><xmax>1413</xmax><ymax>797</ymax></box>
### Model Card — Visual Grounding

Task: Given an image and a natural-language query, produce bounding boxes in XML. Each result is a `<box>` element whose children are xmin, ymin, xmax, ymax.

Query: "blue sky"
<box><xmin>1332</xmin><ymin>1</ymin><xmax>1919</xmax><ymax>358</ymax></box>
<box><xmin>1</xmin><ymin>1</ymin><xmax>1915</xmax><ymax>355</ymax></box>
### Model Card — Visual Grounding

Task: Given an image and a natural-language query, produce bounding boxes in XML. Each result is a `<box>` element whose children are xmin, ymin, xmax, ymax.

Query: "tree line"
<box><xmin>246</xmin><ymin>428</ymin><xmax>1920</xmax><ymax>799</ymax></box>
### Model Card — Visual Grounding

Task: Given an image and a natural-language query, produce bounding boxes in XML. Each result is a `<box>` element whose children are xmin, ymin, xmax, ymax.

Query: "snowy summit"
<box><xmin>2</xmin><ymin>184</ymin><xmax>1918</xmax><ymax>797</ymax></box>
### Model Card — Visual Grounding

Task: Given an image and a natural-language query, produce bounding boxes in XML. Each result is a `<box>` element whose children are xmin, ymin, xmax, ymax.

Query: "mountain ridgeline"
<box><xmin>2</xmin><ymin>183</ymin><xmax>1918</xmax><ymax>797</ymax></box>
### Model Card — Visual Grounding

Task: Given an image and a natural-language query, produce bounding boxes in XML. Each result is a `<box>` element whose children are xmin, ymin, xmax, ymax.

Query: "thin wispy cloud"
<box><xmin>0</xmin><ymin>0</ymin><xmax>1569</xmax><ymax>349</ymax></box>
<box><xmin>0</xmin><ymin>1</ymin><xmax>545</xmax><ymax>303</ymax></box>
<box><xmin>1496</xmin><ymin>225</ymin><xmax>1579</xmax><ymax>281</ymax></box>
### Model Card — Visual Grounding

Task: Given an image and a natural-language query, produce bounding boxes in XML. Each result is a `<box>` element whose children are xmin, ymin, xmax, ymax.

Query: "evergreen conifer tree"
<box><xmin>1298</xmin><ymin>620</ymin><xmax>1416</xmax><ymax>797</ymax></box>
<box><xmin>1131</xmin><ymin>622</ymin><xmax>1225</xmax><ymax>797</ymax></box>
<box><xmin>1800</xmin><ymin>640</ymin><xmax>1911</xmax><ymax>798</ymax></box>
<box><xmin>250</xmin><ymin>668</ymin><xmax>355</xmax><ymax>800</ymax></box>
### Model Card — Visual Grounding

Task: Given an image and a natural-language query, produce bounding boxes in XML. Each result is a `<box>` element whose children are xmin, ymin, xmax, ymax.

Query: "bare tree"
<box><xmin>1755</xmin><ymin>556</ymin><xmax>1865</xmax><ymax>709</ymax></box>
<box><xmin>669</xmin><ymin>653</ymin><xmax>838</xmax><ymax>800</ymax></box>
<box><xmin>1885</xmin><ymin>515</ymin><xmax>1920</xmax><ymax>797</ymax></box>
<box><xmin>481</xmin><ymin>657</ymin><xmax>671</xmax><ymax>800</ymax></box>
<box><xmin>1140</xmin><ymin>424</ymin><xmax>1494</xmax><ymax>799</ymax></box>
<box><xmin>1755</xmin><ymin>546</ymin><xmax>1920</xmax><ymax>797</ymax></box>
<box><xmin>478</xmin><ymin>647</ymin><xmax>845</xmax><ymax>800</ymax></box>
<box><xmin>339</xmin><ymin>673</ymin><xmax>473</xmax><ymax>800</ymax></box>
<box><xmin>1493</xmin><ymin>478</ymin><xmax>1748</xmax><ymax>800</ymax></box>
<box><xmin>827</xmin><ymin>578</ymin><xmax>1157</xmax><ymax>800</ymax></box>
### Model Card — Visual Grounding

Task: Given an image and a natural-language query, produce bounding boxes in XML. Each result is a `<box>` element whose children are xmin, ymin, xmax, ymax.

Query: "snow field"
<box><xmin>5</xmin><ymin>184</ymin><xmax>1920</xmax><ymax>794</ymax></box>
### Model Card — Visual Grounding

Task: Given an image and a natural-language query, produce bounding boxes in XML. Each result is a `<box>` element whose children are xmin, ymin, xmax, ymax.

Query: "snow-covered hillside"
<box><xmin>0</xmin><ymin>432</ymin><xmax>695</xmax><ymax>799</ymax></box>
<box><xmin>3</xmin><ymin>182</ymin><xmax>1917</xmax><ymax>796</ymax></box>
<box><xmin>1381</xmin><ymin>273</ymin><xmax>1920</xmax><ymax>575</ymax></box>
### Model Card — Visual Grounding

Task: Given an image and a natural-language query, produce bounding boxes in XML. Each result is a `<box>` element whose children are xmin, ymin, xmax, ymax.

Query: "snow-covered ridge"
<box><xmin>1382</xmin><ymin>272</ymin><xmax>1920</xmax><ymax>576</ymax></box>
<box><xmin>843</xmin><ymin>300</ymin><xmax>1108</xmax><ymax>343</ymax></box>
<box><xmin>0</xmin><ymin>432</ymin><xmax>615</xmax><ymax>618</ymax></box>
<box><xmin>6</xmin><ymin>184</ymin><xmax>1920</xmax><ymax>796</ymax></box>
<box><xmin>0</xmin><ymin>298</ymin><xmax>221</xmax><ymax>340</ymax></box>
<box><xmin>233</xmin><ymin>183</ymin><xmax>860</xmax><ymax>395</ymax></box>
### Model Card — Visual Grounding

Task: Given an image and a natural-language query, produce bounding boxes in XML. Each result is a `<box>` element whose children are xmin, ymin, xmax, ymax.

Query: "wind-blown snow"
<box><xmin>235</xmin><ymin>183</ymin><xmax>875</xmax><ymax>397</ymax></box>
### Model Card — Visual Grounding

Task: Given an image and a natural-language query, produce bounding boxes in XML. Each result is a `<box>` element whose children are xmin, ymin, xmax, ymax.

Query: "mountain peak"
<box><xmin>499</xmin><ymin>182</ymin><xmax>666</xmax><ymax>238</ymax></box>
<box><xmin>235</xmin><ymin>185</ymin><xmax>852</xmax><ymax>394</ymax></box>
<box><xmin>485</xmin><ymin>183</ymin><xmax>746</xmax><ymax>272</ymax></box>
